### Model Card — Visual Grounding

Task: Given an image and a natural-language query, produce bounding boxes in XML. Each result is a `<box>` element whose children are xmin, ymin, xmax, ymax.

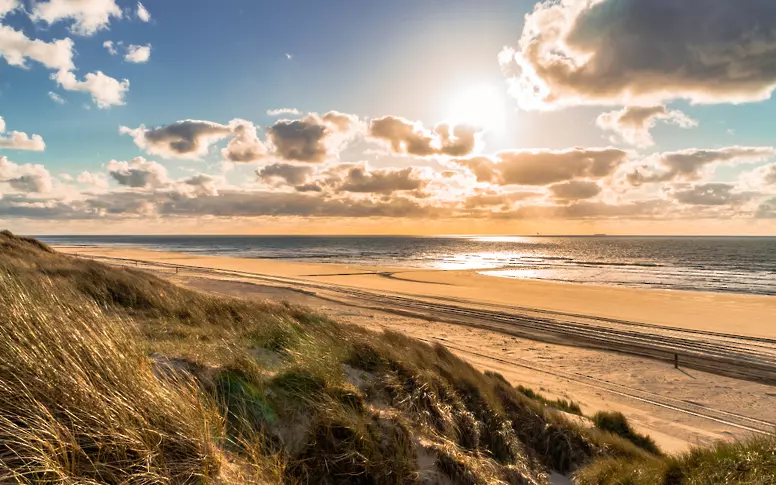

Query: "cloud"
<box><xmin>321</xmin><ymin>111</ymin><xmax>359</xmax><ymax>133</ymax></box>
<box><xmin>336</xmin><ymin>165</ymin><xmax>429</xmax><ymax>194</ymax></box>
<box><xmin>76</xmin><ymin>170</ymin><xmax>108</xmax><ymax>188</ymax></box>
<box><xmin>625</xmin><ymin>146</ymin><xmax>775</xmax><ymax>185</ymax></box>
<box><xmin>267</xmin><ymin>108</ymin><xmax>301</xmax><ymax>116</ymax></box>
<box><xmin>463</xmin><ymin>191</ymin><xmax>542</xmax><ymax>210</ymax></box>
<box><xmin>106</xmin><ymin>157</ymin><xmax>169</xmax><ymax>189</ymax></box>
<box><xmin>548</xmin><ymin>180</ymin><xmax>601</xmax><ymax>200</ymax></box>
<box><xmin>120</xmin><ymin>120</ymin><xmax>233</xmax><ymax>159</ymax></box>
<box><xmin>596</xmin><ymin>105</ymin><xmax>697</xmax><ymax>147</ymax></box>
<box><xmin>178</xmin><ymin>174</ymin><xmax>219</xmax><ymax>197</ymax></box>
<box><xmin>53</xmin><ymin>69</ymin><xmax>129</xmax><ymax>108</ymax></box>
<box><xmin>0</xmin><ymin>156</ymin><xmax>53</xmax><ymax>193</ymax></box>
<box><xmin>267</xmin><ymin>113</ymin><xmax>357</xmax><ymax>163</ymax></box>
<box><xmin>257</xmin><ymin>163</ymin><xmax>314</xmax><ymax>186</ymax></box>
<box><xmin>0</xmin><ymin>25</ymin><xmax>75</xmax><ymax>72</ymax></box>
<box><xmin>136</xmin><ymin>2</ymin><xmax>150</xmax><ymax>22</ymax></box>
<box><xmin>0</xmin><ymin>117</ymin><xmax>46</xmax><ymax>151</ymax></box>
<box><xmin>665</xmin><ymin>183</ymin><xmax>756</xmax><ymax>206</ymax></box>
<box><xmin>48</xmin><ymin>91</ymin><xmax>65</xmax><ymax>104</ymax></box>
<box><xmin>739</xmin><ymin>163</ymin><xmax>776</xmax><ymax>190</ymax></box>
<box><xmin>0</xmin><ymin>0</ymin><xmax>19</xmax><ymax>17</ymax></box>
<box><xmin>103</xmin><ymin>40</ymin><xmax>117</xmax><ymax>55</ymax></box>
<box><xmin>369</xmin><ymin>116</ymin><xmax>479</xmax><ymax>157</ymax></box>
<box><xmin>501</xmin><ymin>0</ymin><xmax>776</xmax><ymax>109</ymax></box>
<box><xmin>222</xmin><ymin>119</ymin><xmax>267</xmax><ymax>162</ymax></box>
<box><xmin>31</xmin><ymin>0</ymin><xmax>122</xmax><ymax>36</ymax></box>
<box><xmin>124</xmin><ymin>43</ymin><xmax>151</xmax><ymax>63</ymax></box>
<box><xmin>457</xmin><ymin>148</ymin><xmax>629</xmax><ymax>186</ymax></box>
<box><xmin>755</xmin><ymin>198</ymin><xmax>776</xmax><ymax>219</ymax></box>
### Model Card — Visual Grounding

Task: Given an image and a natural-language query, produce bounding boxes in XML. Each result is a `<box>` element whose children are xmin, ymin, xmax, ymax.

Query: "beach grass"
<box><xmin>0</xmin><ymin>230</ymin><xmax>772</xmax><ymax>484</ymax></box>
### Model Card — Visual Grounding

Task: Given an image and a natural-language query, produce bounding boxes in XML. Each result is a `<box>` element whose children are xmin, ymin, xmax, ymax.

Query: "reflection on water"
<box><xmin>38</xmin><ymin>234</ymin><xmax>776</xmax><ymax>296</ymax></box>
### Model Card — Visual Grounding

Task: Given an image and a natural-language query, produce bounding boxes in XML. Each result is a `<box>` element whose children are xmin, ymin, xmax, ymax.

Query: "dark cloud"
<box><xmin>548</xmin><ymin>180</ymin><xmax>601</xmax><ymax>200</ymax></box>
<box><xmin>665</xmin><ymin>183</ymin><xmax>756</xmax><ymax>206</ymax></box>
<box><xmin>107</xmin><ymin>157</ymin><xmax>169</xmax><ymax>189</ymax></box>
<box><xmin>458</xmin><ymin>148</ymin><xmax>629</xmax><ymax>185</ymax></box>
<box><xmin>120</xmin><ymin>120</ymin><xmax>232</xmax><ymax>159</ymax></box>
<box><xmin>626</xmin><ymin>147</ymin><xmax>775</xmax><ymax>185</ymax></box>
<box><xmin>257</xmin><ymin>163</ymin><xmax>315</xmax><ymax>186</ymax></box>
<box><xmin>338</xmin><ymin>166</ymin><xmax>427</xmax><ymax>194</ymax></box>
<box><xmin>266</xmin><ymin>115</ymin><xmax>333</xmax><ymax>163</ymax></box>
<box><xmin>179</xmin><ymin>174</ymin><xmax>219</xmax><ymax>197</ymax></box>
<box><xmin>0</xmin><ymin>156</ymin><xmax>53</xmax><ymax>193</ymax></box>
<box><xmin>502</xmin><ymin>0</ymin><xmax>776</xmax><ymax>109</ymax></box>
<box><xmin>463</xmin><ymin>191</ymin><xmax>542</xmax><ymax>209</ymax></box>
<box><xmin>369</xmin><ymin>116</ymin><xmax>479</xmax><ymax>157</ymax></box>
<box><xmin>222</xmin><ymin>120</ymin><xmax>267</xmax><ymax>163</ymax></box>
<box><xmin>755</xmin><ymin>198</ymin><xmax>776</xmax><ymax>219</ymax></box>
<box><xmin>0</xmin><ymin>194</ymin><xmax>87</xmax><ymax>219</ymax></box>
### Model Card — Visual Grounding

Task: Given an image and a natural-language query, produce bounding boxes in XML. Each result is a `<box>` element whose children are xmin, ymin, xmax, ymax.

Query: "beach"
<box><xmin>56</xmin><ymin>245</ymin><xmax>776</xmax><ymax>453</ymax></box>
<box><xmin>58</xmin><ymin>245</ymin><xmax>776</xmax><ymax>339</ymax></box>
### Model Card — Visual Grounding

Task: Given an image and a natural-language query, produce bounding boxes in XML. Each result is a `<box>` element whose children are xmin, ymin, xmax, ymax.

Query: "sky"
<box><xmin>1</xmin><ymin>0</ymin><xmax>776</xmax><ymax>235</ymax></box>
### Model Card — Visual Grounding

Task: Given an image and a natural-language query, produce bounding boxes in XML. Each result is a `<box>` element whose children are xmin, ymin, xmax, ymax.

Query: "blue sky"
<box><xmin>2</xmin><ymin>0</ymin><xmax>776</xmax><ymax>234</ymax></box>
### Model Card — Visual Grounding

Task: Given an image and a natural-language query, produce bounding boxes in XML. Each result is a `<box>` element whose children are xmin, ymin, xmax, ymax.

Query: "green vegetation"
<box><xmin>591</xmin><ymin>411</ymin><xmax>661</xmax><ymax>455</ymax></box>
<box><xmin>515</xmin><ymin>384</ymin><xmax>582</xmax><ymax>416</ymax></box>
<box><xmin>575</xmin><ymin>434</ymin><xmax>776</xmax><ymax>485</ymax></box>
<box><xmin>0</xmin><ymin>230</ymin><xmax>772</xmax><ymax>484</ymax></box>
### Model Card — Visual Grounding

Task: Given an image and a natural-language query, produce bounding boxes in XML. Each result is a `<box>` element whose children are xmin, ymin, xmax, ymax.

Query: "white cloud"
<box><xmin>501</xmin><ymin>0</ymin><xmax>776</xmax><ymax>109</ymax></box>
<box><xmin>136</xmin><ymin>1</ymin><xmax>150</xmax><ymax>22</ymax></box>
<box><xmin>48</xmin><ymin>91</ymin><xmax>65</xmax><ymax>104</ymax></box>
<box><xmin>267</xmin><ymin>108</ymin><xmax>301</xmax><ymax>116</ymax></box>
<box><xmin>0</xmin><ymin>156</ymin><xmax>53</xmax><ymax>193</ymax></box>
<box><xmin>31</xmin><ymin>0</ymin><xmax>122</xmax><ymax>36</ymax></box>
<box><xmin>103</xmin><ymin>40</ymin><xmax>117</xmax><ymax>55</ymax></box>
<box><xmin>124</xmin><ymin>43</ymin><xmax>151</xmax><ymax>63</ymax></box>
<box><xmin>77</xmin><ymin>170</ymin><xmax>109</xmax><ymax>188</ymax></box>
<box><xmin>0</xmin><ymin>116</ymin><xmax>46</xmax><ymax>151</ymax></box>
<box><xmin>596</xmin><ymin>105</ymin><xmax>697</xmax><ymax>147</ymax></box>
<box><xmin>53</xmin><ymin>69</ymin><xmax>129</xmax><ymax>108</ymax></box>
<box><xmin>0</xmin><ymin>25</ymin><xmax>75</xmax><ymax>71</ymax></box>
<box><xmin>0</xmin><ymin>0</ymin><xmax>19</xmax><ymax>18</ymax></box>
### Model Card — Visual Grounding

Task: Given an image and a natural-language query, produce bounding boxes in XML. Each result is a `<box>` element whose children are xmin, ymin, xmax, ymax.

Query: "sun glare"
<box><xmin>446</xmin><ymin>84</ymin><xmax>507</xmax><ymax>130</ymax></box>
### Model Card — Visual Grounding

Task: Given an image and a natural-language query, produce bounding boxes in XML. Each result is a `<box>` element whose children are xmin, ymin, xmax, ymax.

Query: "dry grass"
<box><xmin>0</xmin><ymin>231</ymin><xmax>772</xmax><ymax>484</ymax></box>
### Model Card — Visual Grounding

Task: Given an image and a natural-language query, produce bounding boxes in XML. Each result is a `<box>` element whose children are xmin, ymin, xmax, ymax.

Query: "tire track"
<box><xmin>78</xmin><ymin>254</ymin><xmax>776</xmax><ymax>385</ymax></box>
<box><xmin>421</xmin><ymin>337</ymin><xmax>775</xmax><ymax>435</ymax></box>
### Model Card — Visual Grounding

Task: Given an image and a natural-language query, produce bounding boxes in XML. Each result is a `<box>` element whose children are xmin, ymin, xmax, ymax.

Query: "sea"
<box><xmin>37</xmin><ymin>235</ymin><xmax>776</xmax><ymax>297</ymax></box>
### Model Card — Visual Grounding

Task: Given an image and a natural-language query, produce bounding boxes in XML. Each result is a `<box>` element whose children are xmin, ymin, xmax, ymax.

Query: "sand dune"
<box><xmin>55</xmin><ymin>245</ymin><xmax>776</xmax><ymax>452</ymax></box>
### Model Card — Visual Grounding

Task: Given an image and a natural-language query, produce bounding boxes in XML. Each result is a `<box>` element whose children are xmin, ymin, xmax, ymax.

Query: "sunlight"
<box><xmin>445</xmin><ymin>84</ymin><xmax>506</xmax><ymax>130</ymax></box>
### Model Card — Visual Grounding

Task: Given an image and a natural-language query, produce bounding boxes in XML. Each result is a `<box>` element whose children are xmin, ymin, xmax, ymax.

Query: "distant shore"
<box><xmin>56</xmin><ymin>245</ymin><xmax>776</xmax><ymax>340</ymax></box>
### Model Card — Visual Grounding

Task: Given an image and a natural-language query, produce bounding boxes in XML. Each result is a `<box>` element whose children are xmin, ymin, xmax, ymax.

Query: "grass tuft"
<box><xmin>592</xmin><ymin>411</ymin><xmax>661</xmax><ymax>456</ymax></box>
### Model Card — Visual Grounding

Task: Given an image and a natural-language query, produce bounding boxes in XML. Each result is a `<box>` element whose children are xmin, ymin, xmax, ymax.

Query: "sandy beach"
<box><xmin>56</xmin><ymin>245</ymin><xmax>776</xmax><ymax>453</ymax></box>
<box><xmin>58</xmin><ymin>245</ymin><xmax>776</xmax><ymax>339</ymax></box>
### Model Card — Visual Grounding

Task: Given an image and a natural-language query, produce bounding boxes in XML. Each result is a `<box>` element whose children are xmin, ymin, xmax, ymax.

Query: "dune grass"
<box><xmin>574</xmin><ymin>434</ymin><xmax>776</xmax><ymax>485</ymax></box>
<box><xmin>590</xmin><ymin>411</ymin><xmax>661</xmax><ymax>456</ymax></box>
<box><xmin>514</xmin><ymin>384</ymin><xmax>583</xmax><ymax>416</ymax></box>
<box><xmin>0</xmin><ymin>231</ymin><xmax>772</xmax><ymax>484</ymax></box>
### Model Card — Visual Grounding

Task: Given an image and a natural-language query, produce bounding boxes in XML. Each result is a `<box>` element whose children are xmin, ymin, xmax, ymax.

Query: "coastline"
<box><xmin>56</xmin><ymin>244</ymin><xmax>776</xmax><ymax>340</ymax></box>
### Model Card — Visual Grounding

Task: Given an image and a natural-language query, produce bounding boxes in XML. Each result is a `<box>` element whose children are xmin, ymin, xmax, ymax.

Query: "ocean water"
<box><xmin>38</xmin><ymin>235</ymin><xmax>776</xmax><ymax>296</ymax></box>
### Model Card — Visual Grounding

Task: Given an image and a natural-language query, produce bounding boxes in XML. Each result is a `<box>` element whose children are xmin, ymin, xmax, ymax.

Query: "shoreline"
<box><xmin>56</xmin><ymin>244</ymin><xmax>776</xmax><ymax>340</ymax></box>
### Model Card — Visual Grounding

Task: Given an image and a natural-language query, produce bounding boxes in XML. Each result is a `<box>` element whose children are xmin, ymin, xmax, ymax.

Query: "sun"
<box><xmin>445</xmin><ymin>84</ymin><xmax>507</xmax><ymax>130</ymax></box>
